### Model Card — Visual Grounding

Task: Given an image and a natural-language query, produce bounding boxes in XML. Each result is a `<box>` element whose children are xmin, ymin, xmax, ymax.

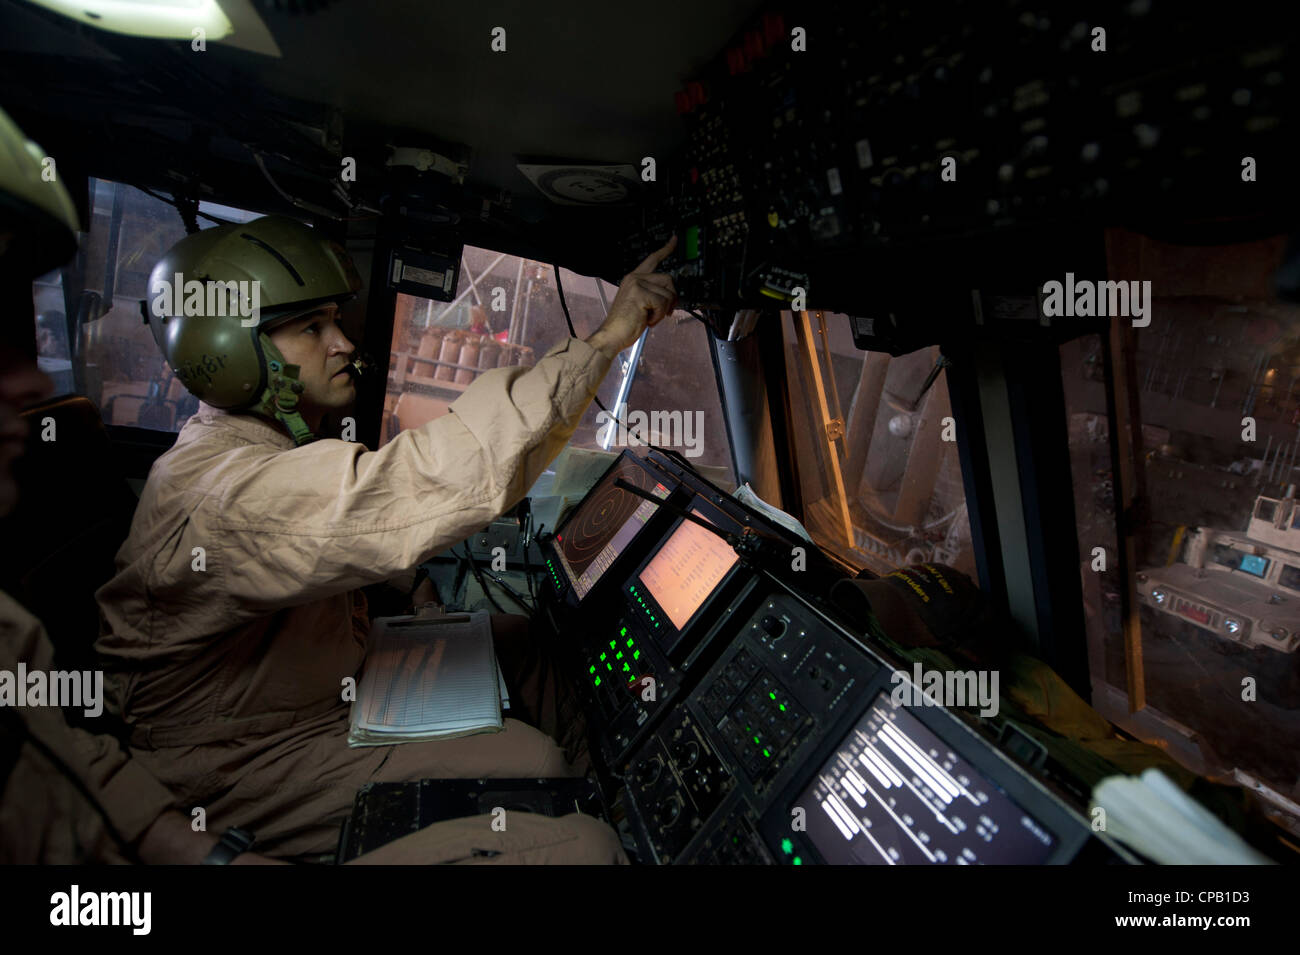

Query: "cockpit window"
<box><xmin>779</xmin><ymin>310</ymin><xmax>975</xmax><ymax>579</ymax></box>
<box><xmin>32</xmin><ymin>178</ymin><xmax>262</xmax><ymax>432</ymax></box>
<box><xmin>1059</xmin><ymin>227</ymin><xmax>1300</xmax><ymax>814</ymax></box>
<box><xmin>381</xmin><ymin>249</ymin><xmax>735</xmax><ymax>488</ymax></box>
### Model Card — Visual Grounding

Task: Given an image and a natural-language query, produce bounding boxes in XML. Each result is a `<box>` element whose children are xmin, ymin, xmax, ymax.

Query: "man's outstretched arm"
<box><xmin>206</xmin><ymin>238</ymin><xmax>679</xmax><ymax>614</ymax></box>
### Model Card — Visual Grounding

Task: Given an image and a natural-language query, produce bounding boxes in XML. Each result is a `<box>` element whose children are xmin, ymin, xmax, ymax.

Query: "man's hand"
<box><xmin>586</xmin><ymin>235</ymin><xmax>679</xmax><ymax>360</ymax></box>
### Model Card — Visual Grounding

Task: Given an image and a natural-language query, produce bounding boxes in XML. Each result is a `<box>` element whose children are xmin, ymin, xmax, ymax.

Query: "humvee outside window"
<box><xmin>1060</xmin><ymin>226</ymin><xmax>1300</xmax><ymax>815</ymax></box>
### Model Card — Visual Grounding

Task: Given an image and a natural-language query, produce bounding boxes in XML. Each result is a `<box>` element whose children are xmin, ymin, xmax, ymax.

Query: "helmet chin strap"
<box><xmin>255</xmin><ymin>333</ymin><xmax>316</xmax><ymax>446</ymax></box>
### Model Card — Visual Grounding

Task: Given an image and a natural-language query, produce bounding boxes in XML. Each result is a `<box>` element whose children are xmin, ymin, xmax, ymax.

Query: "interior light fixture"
<box><xmin>24</xmin><ymin>0</ymin><xmax>282</xmax><ymax>56</ymax></box>
<box><xmin>25</xmin><ymin>0</ymin><xmax>234</xmax><ymax>41</ymax></box>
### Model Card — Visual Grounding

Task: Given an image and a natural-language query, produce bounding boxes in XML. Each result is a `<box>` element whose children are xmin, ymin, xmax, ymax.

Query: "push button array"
<box><xmin>701</xmin><ymin>648</ymin><xmax>761</xmax><ymax>722</ymax></box>
<box><xmin>588</xmin><ymin>625</ymin><xmax>654</xmax><ymax>694</ymax></box>
<box><xmin>715</xmin><ymin>665</ymin><xmax>807</xmax><ymax>784</ymax></box>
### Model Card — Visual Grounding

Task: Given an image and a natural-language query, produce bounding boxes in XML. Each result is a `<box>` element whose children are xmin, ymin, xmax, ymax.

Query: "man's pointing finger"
<box><xmin>634</xmin><ymin>233</ymin><xmax>677</xmax><ymax>274</ymax></box>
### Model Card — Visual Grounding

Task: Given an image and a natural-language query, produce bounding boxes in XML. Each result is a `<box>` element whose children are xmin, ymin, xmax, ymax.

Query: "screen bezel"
<box><xmin>547</xmin><ymin>451</ymin><xmax>679</xmax><ymax>609</ymax></box>
<box><xmin>757</xmin><ymin>670</ymin><xmax>1094</xmax><ymax>865</ymax></box>
<box><xmin>624</xmin><ymin>493</ymin><xmax>745</xmax><ymax>659</ymax></box>
<box><xmin>543</xmin><ymin>452</ymin><xmax>686</xmax><ymax>608</ymax></box>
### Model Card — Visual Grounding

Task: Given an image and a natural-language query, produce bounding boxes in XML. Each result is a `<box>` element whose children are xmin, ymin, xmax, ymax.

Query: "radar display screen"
<box><xmin>796</xmin><ymin>691</ymin><xmax>1057</xmax><ymax>865</ymax></box>
<box><xmin>553</xmin><ymin>458</ymin><xmax>671</xmax><ymax>601</ymax></box>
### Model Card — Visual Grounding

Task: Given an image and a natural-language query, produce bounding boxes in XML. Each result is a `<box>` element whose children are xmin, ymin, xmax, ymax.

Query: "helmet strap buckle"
<box><xmin>257</xmin><ymin>334</ymin><xmax>316</xmax><ymax>446</ymax></box>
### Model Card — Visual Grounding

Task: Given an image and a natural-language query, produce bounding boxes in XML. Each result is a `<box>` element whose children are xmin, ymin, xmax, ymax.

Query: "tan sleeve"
<box><xmin>0</xmin><ymin>594</ymin><xmax>176</xmax><ymax>851</ymax></box>
<box><xmin>212</xmin><ymin>336</ymin><xmax>612</xmax><ymax>612</ymax></box>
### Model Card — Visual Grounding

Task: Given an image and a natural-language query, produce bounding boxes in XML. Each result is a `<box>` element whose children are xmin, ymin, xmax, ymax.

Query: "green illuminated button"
<box><xmin>620</xmin><ymin>626</ymin><xmax>628</xmax><ymax>635</ymax></box>
<box><xmin>616</xmin><ymin>651</ymin><xmax>624</xmax><ymax>660</ymax></box>
<box><xmin>793</xmin><ymin>857</ymin><xmax>802</xmax><ymax>866</ymax></box>
<box><xmin>606</xmin><ymin>662</ymin><xmax>613</xmax><ymax>671</ymax></box>
<box><xmin>627</xmin><ymin>638</ymin><xmax>634</xmax><ymax>648</ymax></box>
<box><xmin>763</xmin><ymin>748</ymin><xmax>771</xmax><ymax>758</ymax></box>
<box><xmin>633</xmin><ymin>650</ymin><xmax>641</xmax><ymax>660</ymax></box>
<box><xmin>609</xmin><ymin>640</ymin><xmax>617</xmax><ymax>650</ymax></box>
<box><xmin>779</xmin><ymin>704</ymin><xmax>787</xmax><ymax>712</ymax></box>
<box><xmin>769</xmin><ymin>692</ymin><xmax>777</xmax><ymax>700</ymax></box>
<box><xmin>781</xmin><ymin>839</ymin><xmax>793</xmax><ymax>855</ymax></box>
<box><xmin>594</xmin><ymin>676</ymin><xmax>602</xmax><ymax>686</ymax></box>
<box><xmin>622</xmin><ymin>663</ymin><xmax>631</xmax><ymax>672</ymax></box>
<box><xmin>753</xmin><ymin>735</ymin><xmax>761</xmax><ymax>745</ymax></box>
<box><xmin>655</xmin><ymin>623</ymin><xmax>660</xmax><ymax>628</ymax></box>
<box><xmin>589</xmin><ymin>665</ymin><xmax>596</xmax><ymax>674</ymax></box>
<box><xmin>599</xmin><ymin>652</ymin><xmax>607</xmax><ymax>661</ymax></box>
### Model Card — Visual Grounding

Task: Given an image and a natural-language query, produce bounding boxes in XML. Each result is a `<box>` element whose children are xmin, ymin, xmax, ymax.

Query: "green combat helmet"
<box><xmin>144</xmin><ymin>215</ymin><xmax>362</xmax><ymax>444</ymax></box>
<box><xmin>0</xmin><ymin>105</ymin><xmax>79</xmax><ymax>277</ymax></box>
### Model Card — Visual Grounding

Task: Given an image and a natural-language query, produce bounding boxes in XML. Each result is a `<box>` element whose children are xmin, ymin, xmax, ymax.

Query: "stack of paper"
<box><xmin>348</xmin><ymin>612</ymin><xmax>506</xmax><ymax>747</ymax></box>
<box><xmin>1091</xmin><ymin>769</ymin><xmax>1275</xmax><ymax>864</ymax></box>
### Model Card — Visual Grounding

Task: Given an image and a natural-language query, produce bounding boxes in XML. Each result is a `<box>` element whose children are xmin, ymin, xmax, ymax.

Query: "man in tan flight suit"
<box><xmin>93</xmin><ymin>212</ymin><xmax>679</xmax><ymax>862</ymax></box>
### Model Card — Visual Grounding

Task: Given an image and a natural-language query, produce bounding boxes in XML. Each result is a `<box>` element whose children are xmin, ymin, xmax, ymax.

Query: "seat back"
<box><xmin>0</xmin><ymin>396</ymin><xmax>138</xmax><ymax>676</ymax></box>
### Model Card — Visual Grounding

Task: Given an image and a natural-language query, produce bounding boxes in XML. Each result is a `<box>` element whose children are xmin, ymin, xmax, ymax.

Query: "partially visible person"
<box><xmin>0</xmin><ymin>103</ymin><xmax>289</xmax><ymax>864</ymax></box>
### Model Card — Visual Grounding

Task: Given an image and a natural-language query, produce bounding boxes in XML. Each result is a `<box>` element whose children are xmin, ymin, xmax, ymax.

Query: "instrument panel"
<box><xmin>540</xmin><ymin>450</ymin><xmax>1116</xmax><ymax>864</ymax></box>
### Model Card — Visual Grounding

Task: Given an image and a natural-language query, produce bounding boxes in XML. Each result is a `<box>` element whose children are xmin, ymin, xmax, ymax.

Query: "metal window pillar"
<box><xmin>955</xmin><ymin>332</ymin><xmax>1091</xmax><ymax>699</ymax></box>
<box><xmin>357</xmin><ymin>227</ymin><xmax>398</xmax><ymax>450</ymax></box>
<box><xmin>945</xmin><ymin>340</ymin><xmax>1008</xmax><ymax>618</ymax></box>
<box><xmin>709</xmin><ymin>311</ymin><xmax>764</xmax><ymax>495</ymax></box>
<box><xmin>752</xmin><ymin>312</ymin><xmax>803</xmax><ymax>516</ymax></box>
